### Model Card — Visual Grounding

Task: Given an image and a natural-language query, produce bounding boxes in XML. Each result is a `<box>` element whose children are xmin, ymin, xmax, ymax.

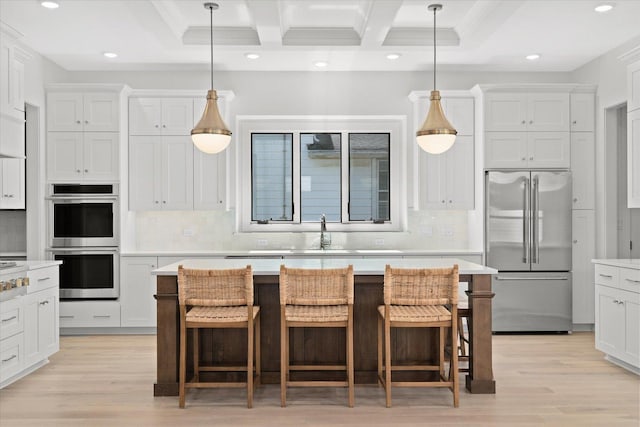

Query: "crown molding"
<box><xmin>618</xmin><ymin>45</ymin><xmax>640</xmax><ymax>64</ymax></box>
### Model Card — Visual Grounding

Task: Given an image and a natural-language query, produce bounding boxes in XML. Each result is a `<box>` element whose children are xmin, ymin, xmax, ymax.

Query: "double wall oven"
<box><xmin>47</xmin><ymin>184</ymin><xmax>119</xmax><ymax>299</ymax></box>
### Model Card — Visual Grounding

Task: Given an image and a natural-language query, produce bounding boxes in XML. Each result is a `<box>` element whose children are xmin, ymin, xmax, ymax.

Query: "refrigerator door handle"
<box><xmin>523</xmin><ymin>177</ymin><xmax>530</xmax><ymax>264</ymax></box>
<box><xmin>532</xmin><ymin>175</ymin><xmax>539</xmax><ymax>264</ymax></box>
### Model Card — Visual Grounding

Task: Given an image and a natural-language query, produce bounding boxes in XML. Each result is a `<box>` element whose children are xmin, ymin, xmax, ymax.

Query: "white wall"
<box><xmin>45</xmin><ymin>69</ymin><xmax>575</xmax><ymax>252</ymax></box>
<box><xmin>571</xmin><ymin>34</ymin><xmax>640</xmax><ymax>259</ymax></box>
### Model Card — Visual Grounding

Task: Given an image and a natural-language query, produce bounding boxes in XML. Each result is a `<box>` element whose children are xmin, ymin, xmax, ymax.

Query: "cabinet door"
<box><xmin>570</xmin><ymin>132</ymin><xmax>594</xmax><ymax>209</ymax></box>
<box><xmin>572</xmin><ymin>210</ymin><xmax>595</xmax><ymax>324</ymax></box>
<box><xmin>83</xmin><ymin>93</ymin><xmax>119</xmax><ymax>132</ymax></box>
<box><xmin>129</xmin><ymin>98</ymin><xmax>161</xmax><ymax>135</ymax></box>
<box><xmin>194</xmin><ymin>149</ymin><xmax>225</xmax><ymax>210</ymax></box>
<box><xmin>484</xmin><ymin>93</ymin><xmax>527</xmax><ymax>131</ymax></box>
<box><xmin>162</xmin><ymin>136</ymin><xmax>194</xmax><ymax>210</ymax></box>
<box><xmin>527</xmin><ymin>132</ymin><xmax>570</xmax><ymax>168</ymax></box>
<box><xmin>161</xmin><ymin>98</ymin><xmax>193</xmax><ymax>135</ymax></box>
<box><xmin>570</xmin><ymin>93</ymin><xmax>594</xmax><ymax>132</ymax></box>
<box><xmin>83</xmin><ymin>132</ymin><xmax>119</xmax><ymax>181</ymax></box>
<box><xmin>628</xmin><ymin>60</ymin><xmax>640</xmax><ymax>113</ymax></box>
<box><xmin>445</xmin><ymin>135</ymin><xmax>474</xmax><ymax>209</ymax></box>
<box><xmin>47</xmin><ymin>93</ymin><xmax>83</xmax><ymax>132</ymax></box>
<box><xmin>23</xmin><ymin>294</ymin><xmax>39</xmax><ymax>366</ymax></box>
<box><xmin>0</xmin><ymin>159</ymin><xmax>25</xmax><ymax>209</ymax></box>
<box><xmin>484</xmin><ymin>132</ymin><xmax>527</xmax><ymax>168</ymax></box>
<box><xmin>120</xmin><ymin>257</ymin><xmax>158</xmax><ymax>327</ymax></box>
<box><xmin>129</xmin><ymin>136</ymin><xmax>162</xmax><ymax>211</ymax></box>
<box><xmin>628</xmin><ymin>109</ymin><xmax>640</xmax><ymax>208</ymax></box>
<box><xmin>444</xmin><ymin>98</ymin><xmax>474</xmax><ymax>136</ymax></box>
<box><xmin>527</xmin><ymin>93</ymin><xmax>570</xmax><ymax>131</ymax></box>
<box><xmin>23</xmin><ymin>288</ymin><xmax>58</xmax><ymax>366</ymax></box>
<box><xmin>47</xmin><ymin>132</ymin><xmax>83</xmax><ymax>181</ymax></box>
<box><xmin>0</xmin><ymin>39</ymin><xmax>11</xmax><ymax>116</ymax></box>
<box><xmin>623</xmin><ymin>292</ymin><xmax>639</xmax><ymax>365</ymax></box>
<box><xmin>595</xmin><ymin>285</ymin><xmax>625</xmax><ymax>358</ymax></box>
<box><xmin>421</xmin><ymin>150</ymin><xmax>445</xmax><ymax>209</ymax></box>
<box><xmin>11</xmin><ymin>56</ymin><xmax>24</xmax><ymax>113</ymax></box>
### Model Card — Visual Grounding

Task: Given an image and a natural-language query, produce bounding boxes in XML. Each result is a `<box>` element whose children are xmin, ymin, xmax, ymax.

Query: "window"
<box><xmin>239</xmin><ymin>116</ymin><xmax>405</xmax><ymax>232</ymax></box>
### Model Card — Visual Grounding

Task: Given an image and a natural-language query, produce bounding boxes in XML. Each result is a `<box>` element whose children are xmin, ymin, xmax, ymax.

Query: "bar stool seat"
<box><xmin>285</xmin><ymin>305</ymin><xmax>348</xmax><ymax>322</ymax></box>
<box><xmin>377</xmin><ymin>305</ymin><xmax>451</xmax><ymax>322</ymax></box>
<box><xmin>187</xmin><ymin>306</ymin><xmax>260</xmax><ymax>323</ymax></box>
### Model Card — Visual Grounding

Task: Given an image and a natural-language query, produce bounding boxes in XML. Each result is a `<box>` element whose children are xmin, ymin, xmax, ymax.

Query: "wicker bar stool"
<box><xmin>178</xmin><ymin>265</ymin><xmax>260</xmax><ymax>408</ymax></box>
<box><xmin>377</xmin><ymin>264</ymin><xmax>459</xmax><ymax>408</ymax></box>
<box><xmin>279</xmin><ymin>265</ymin><xmax>355</xmax><ymax>408</ymax></box>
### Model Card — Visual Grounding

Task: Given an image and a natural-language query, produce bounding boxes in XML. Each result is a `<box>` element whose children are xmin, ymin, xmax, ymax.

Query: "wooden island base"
<box><xmin>154</xmin><ymin>272</ymin><xmax>495</xmax><ymax>396</ymax></box>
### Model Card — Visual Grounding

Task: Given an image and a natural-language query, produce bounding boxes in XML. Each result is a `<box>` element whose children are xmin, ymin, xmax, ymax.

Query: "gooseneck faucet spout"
<box><xmin>320</xmin><ymin>214</ymin><xmax>329</xmax><ymax>250</ymax></box>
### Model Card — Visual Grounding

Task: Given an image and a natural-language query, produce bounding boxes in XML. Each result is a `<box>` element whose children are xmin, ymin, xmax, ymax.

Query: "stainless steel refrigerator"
<box><xmin>485</xmin><ymin>170</ymin><xmax>572</xmax><ymax>332</ymax></box>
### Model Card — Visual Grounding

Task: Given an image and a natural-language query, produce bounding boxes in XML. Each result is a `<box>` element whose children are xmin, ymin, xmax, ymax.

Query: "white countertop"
<box><xmin>124</xmin><ymin>249</ymin><xmax>483</xmax><ymax>257</ymax></box>
<box><xmin>152</xmin><ymin>257</ymin><xmax>497</xmax><ymax>276</ymax></box>
<box><xmin>0</xmin><ymin>260</ymin><xmax>62</xmax><ymax>276</ymax></box>
<box><xmin>592</xmin><ymin>259</ymin><xmax>640</xmax><ymax>270</ymax></box>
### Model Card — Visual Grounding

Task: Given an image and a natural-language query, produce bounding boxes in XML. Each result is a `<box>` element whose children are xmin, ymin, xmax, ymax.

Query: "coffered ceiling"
<box><xmin>2</xmin><ymin>0</ymin><xmax>640</xmax><ymax>72</ymax></box>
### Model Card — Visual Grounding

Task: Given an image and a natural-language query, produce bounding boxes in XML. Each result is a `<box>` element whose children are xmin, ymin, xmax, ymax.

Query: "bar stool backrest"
<box><xmin>178</xmin><ymin>265</ymin><xmax>253</xmax><ymax>307</ymax></box>
<box><xmin>279</xmin><ymin>265</ymin><xmax>354</xmax><ymax>306</ymax></box>
<box><xmin>384</xmin><ymin>265</ymin><xmax>458</xmax><ymax>306</ymax></box>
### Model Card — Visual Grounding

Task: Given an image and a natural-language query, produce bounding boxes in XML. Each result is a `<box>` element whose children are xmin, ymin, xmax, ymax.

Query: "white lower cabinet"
<box><xmin>23</xmin><ymin>287</ymin><xmax>58</xmax><ymax>367</ymax></box>
<box><xmin>594</xmin><ymin>263</ymin><xmax>640</xmax><ymax>372</ymax></box>
<box><xmin>0</xmin><ymin>158</ymin><xmax>25</xmax><ymax>210</ymax></box>
<box><xmin>59</xmin><ymin>301</ymin><xmax>120</xmax><ymax>328</ymax></box>
<box><xmin>120</xmin><ymin>256</ymin><xmax>158</xmax><ymax>328</ymax></box>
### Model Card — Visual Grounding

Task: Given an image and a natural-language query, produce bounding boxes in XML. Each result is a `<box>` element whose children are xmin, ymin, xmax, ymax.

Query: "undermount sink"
<box><xmin>355</xmin><ymin>249</ymin><xmax>402</xmax><ymax>254</ymax></box>
<box><xmin>300</xmin><ymin>249</ymin><xmax>349</xmax><ymax>254</ymax></box>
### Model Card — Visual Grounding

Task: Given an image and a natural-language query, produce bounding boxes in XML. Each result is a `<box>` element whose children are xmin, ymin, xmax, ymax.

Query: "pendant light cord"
<box><xmin>433</xmin><ymin>6</ymin><xmax>436</xmax><ymax>91</ymax></box>
<box><xmin>210</xmin><ymin>4</ymin><xmax>214</xmax><ymax>91</ymax></box>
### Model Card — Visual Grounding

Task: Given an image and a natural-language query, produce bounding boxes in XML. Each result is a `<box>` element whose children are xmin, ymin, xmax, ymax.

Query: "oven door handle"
<box><xmin>46</xmin><ymin>196</ymin><xmax>118</xmax><ymax>201</ymax></box>
<box><xmin>46</xmin><ymin>247</ymin><xmax>119</xmax><ymax>252</ymax></box>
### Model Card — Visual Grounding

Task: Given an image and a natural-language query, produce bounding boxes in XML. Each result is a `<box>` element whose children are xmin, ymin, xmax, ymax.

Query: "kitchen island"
<box><xmin>152</xmin><ymin>257</ymin><xmax>497</xmax><ymax>395</ymax></box>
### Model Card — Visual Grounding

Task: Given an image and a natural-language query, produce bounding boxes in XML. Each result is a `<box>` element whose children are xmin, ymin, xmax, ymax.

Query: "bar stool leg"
<box><xmin>179</xmin><ymin>318</ymin><xmax>186</xmax><ymax>408</ymax></box>
<box><xmin>256</xmin><ymin>312</ymin><xmax>261</xmax><ymax>385</ymax></box>
<box><xmin>247</xmin><ymin>310</ymin><xmax>254</xmax><ymax>408</ymax></box>
<box><xmin>280</xmin><ymin>308</ymin><xmax>287</xmax><ymax>407</ymax></box>
<box><xmin>347</xmin><ymin>307</ymin><xmax>354</xmax><ymax>408</ymax></box>
<box><xmin>377</xmin><ymin>314</ymin><xmax>383</xmax><ymax>387</ymax></box>
<box><xmin>193</xmin><ymin>329</ymin><xmax>199</xmax><ymax>382</ymax></box>
<box><xmin>384</xmin><ymin>315</ymin><xmax>392</xmax><ymax>408</ymax></box>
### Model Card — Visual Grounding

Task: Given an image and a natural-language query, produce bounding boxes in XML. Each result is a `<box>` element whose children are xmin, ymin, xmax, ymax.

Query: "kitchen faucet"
<box><xmin>320</xmin><ymin>214</ymin><xmax>330</xmax><ymax>250</ymax></box>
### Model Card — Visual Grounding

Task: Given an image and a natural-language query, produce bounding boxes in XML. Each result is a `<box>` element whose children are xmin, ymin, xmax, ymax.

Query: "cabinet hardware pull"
<box><xmin>2</xmin><ymin>355</ymin><xmax>17</xmax><ymax>363</ymax></box>
<box><xmin>39</xmin><ymin>301</ymin><xmax>49</xmax><ymax>305</ymax></box>
<box><xmin>625</xmin><ymin>279</ymin><xmax>640</xmax><ymax>284</ymax></box>
<box><xmin>521</xmin><ymin>157</ymin><xmax>526</xmax><ymax>161</ymax></box>
<box><xmin>495</xmin><ymin>276</ymin><xmax>568</xmax><ymax>281</ymax></box>
<box><xmin>612</xmin><ymin>299</ymin><xmax>619</xmax><ymax>304</ymax></box>
<box><xmin>37</xmin><ymin>277</ymin><xmax>50</xmax><ymax>282</ymax></box>
<box><xmin>93</xmin><ymin>315</ymin><xmax>111</xmax><ymax>318</ymax></box>
<box><xmin>599</xmin><ymin>274</ymin><xmax>612</xmax><ymax>278</ymax></box>
<box><xmin>1</xmin><ymin>316</ymin><xmax>17</xmax><ymax>323</ymax></box>
<box><xmin>60</xmin><ymin>315</ymin><xmax>74</xmax><ymax>319</ymax></box>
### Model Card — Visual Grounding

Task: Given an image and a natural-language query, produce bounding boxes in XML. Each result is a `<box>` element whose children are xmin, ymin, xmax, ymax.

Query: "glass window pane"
<box><xmin>252</xmin><ymin>133</ymin><xmax>293</xmax><ymax>221</ymax></box>
<box><xmin>349</xmin><ymin>133</ymin><xmax>390</xmax><ymax>221</ymax></box>
<box><xmin>300</xmin><ymin>133</ymin><xmax>341</xmax><ymax>222</ymax></box>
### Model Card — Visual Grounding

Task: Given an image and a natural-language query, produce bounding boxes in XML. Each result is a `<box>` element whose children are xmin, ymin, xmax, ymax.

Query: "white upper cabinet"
<box><xmin>0</xmin><ymin>35</ymin><xmax>27</xmax><ymax>158</ymax></box>
<box><xmin>485</xmin><ymin>93</ymin><xmax>570</xmax><ymax>132</ymax></box>
<box><xmin>47</xmin><ymin>92</ymin><xmax>119</xmax><ymax>132</ymax></box>
<box><xmin>129</xmin><ymin>136</ymin><xmax>193</xmax><ymax>211</ymax></box>
<box><xmin>47</xmin><ymin>132</ymin><xmax>119</xmax><ymax>181</ymax></box>
<box><xmin>484</xmin><ymin>132</ymin><xmax>528</xmax><ymax>168</ymax></box>
<box><xmin>628</xmin><ymin>61</ymin><xmax>640</xmax><ymax>208</ymax></box>
<box><xmin>0</xmin><ymin>159</ymin><xmax>25</xmax><ymax>210</ymax></box>
<box><xmin>570</xmin><ymin>93</ymin><xmax>595</xmax><ymax>132</ymax></box>
<box><xmin>129</xmin><ymin>98</ymin><xmax>193</xmax><ymax>136</ymax></box>
<box><xmin>527</xmin><ymin>132</ymin><xmax>571</xmax><ymax>169</ymax></box>
<box><xmin>571</xmin><ymin>132</ymin><xmax>595</xmax><ymax>209</ymax></box>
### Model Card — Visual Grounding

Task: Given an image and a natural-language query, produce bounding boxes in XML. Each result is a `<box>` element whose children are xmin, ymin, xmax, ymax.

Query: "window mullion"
<box><xmin>341</xmin><ymin>131</ymin><xmax>349</xmax><ymax>223</ymax></box>
<box><xmin>292</xmin><ymin>131</ymin><xmax>301</xmax><ymax>224</ymax></box>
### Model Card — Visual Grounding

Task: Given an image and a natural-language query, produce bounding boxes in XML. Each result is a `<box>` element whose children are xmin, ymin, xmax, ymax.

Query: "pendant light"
<box><xmin>416</xmin><ymin>4</ymin><xmax>457</xmax><ymax>154</ymax></box>
<box><xmin>191</xmin><ymin>2</ymin><xmax>232</xmax><ymax>154</ymax></box>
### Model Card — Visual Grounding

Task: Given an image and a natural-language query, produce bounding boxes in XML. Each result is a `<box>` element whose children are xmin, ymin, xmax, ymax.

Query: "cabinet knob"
<box><xmin>448</xmin><ymin>200</ymin><xmax>452</xmax><ymax>203</ymax></box>
<box><xmin>162</xmin><ymin>201</ymin><xmax>167</xmax><ymax>204</ymax></box>
<box><xmin>521</xmin><ymin>120</ymin><xmax>526</xmax><ymax>124</ymax></box>
<box><xmin>529</xmin><ymin>120</ymin><xmax>533</xmax><ymax>124</ymax></box>
<box><xmin>441</xmin><ymin>200</ymin><xmax>445</xmax><ymax>203</ymax></box>
<box><xmin>7</xmin><ymin>195</ymin><xmax>14</xmax><ymax>198</ymax></box>
<box><xmin>521</xmin><ymin>157</ymin><xmax>526</xmax><ymax>161</ymax></box>
<box><xmin>76</xmin><ymin>169</ymin><xmax>81</xmax><ymax>173</ymax></box>
<box><xmin>76</xmin><ymin>120</ymin><xmax>81</xmax><ymax>124</ymax></box>
<box><xmin>529</xmin><ymin>156</ymin><xmax>534</xmax><ymax>160</ymax></box>
<box><xmin>85</xmin><ymin>120</ymin><xmax>89</xmax><ymax>124</ymax></box>
<box><xmin>573</xmin><ymin>197</ymin><xmax>578</xmax><ymax>202</ymax></box>
<box><xmin>573</xmin><ymin>240</ymin><xmax>578</xmax><ymax>244</ymax></box>
<box><xmin>154</xmin><ymin>201</ymin><xmax>159</xmax><ymax>204</ymax></box>
<box><xmin>155</xmin><ymin>124</ymin><xmax>159</xmax><ymax>128</ymax></box>
<box><xmin>84</xmin><ymin>169</ymin><xmax>88</xmax><ymax>173</ymax></box>
<box><xmin>572</xmin><ymin>120</ymin><xmax>577</xmax><ymax>124</ymax></box>
<box><xmin>162</xmin><ymin>124</ymin><xmax>166</xmax><ymax>128</ymax></box>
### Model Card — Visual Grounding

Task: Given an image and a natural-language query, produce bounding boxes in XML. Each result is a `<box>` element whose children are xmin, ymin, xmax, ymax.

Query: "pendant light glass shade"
<box><xmin>416</xmin><ymin>4</ymin><xmax>456</xmax><ymax>154</ymax></box>
<box><xmin>191</xmin><ymin>2</ymin><xmax>231</xmax><ymax>154</ymax></box>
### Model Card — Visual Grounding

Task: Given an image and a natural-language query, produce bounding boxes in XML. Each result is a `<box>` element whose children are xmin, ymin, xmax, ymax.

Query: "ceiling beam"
<box><xmin>246</xmin><ymin>0</ymin><xmax>282</xmax><ymax>48</ymax></box>
<box><xmin>360</xmin><ymin>0</ymin><xmax>403</xmax><ymax>48</ymax></box>
<box><xmin>456</xmin><ymin>0</ymin><xmax>525</xmax><ymax>49</ymax></box>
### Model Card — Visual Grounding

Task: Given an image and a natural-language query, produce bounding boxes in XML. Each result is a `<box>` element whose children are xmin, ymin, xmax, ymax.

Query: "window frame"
<box><xmin>237</xmin><ymin>116</ymin><xmax>407</xmax><ymax>232</ymax></box>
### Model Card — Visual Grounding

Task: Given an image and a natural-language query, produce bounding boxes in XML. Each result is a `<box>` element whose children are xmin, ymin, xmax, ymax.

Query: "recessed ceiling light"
<box><xmin>594</xmin><ymin>4</ymin><xmax>614</xmax><ymax>12</ymax></box>
<box><xmin>386</xmin><ymin>53</ymin><xmax>401</xmax><ymax>60</ymax></box>
<box><xmin>245</xmin><ymin>53</ymin><xmax>260</xmax><ymax>60</ymax></box>
<box><xmin>103</xmin><ymin>52</ymin><xmax>118</xmax><ymax>59</ymax></box>
<box><xmin>526</xmin><ymin>54</ymin><xmax>540</xmax><ymax>61</ymax></box>
<box><xmin>314</xmin><ymin>61</ymin><xmax>328</xmax><ymax>68</ymax></box>
<box><xmin>41</xmin><ymin>1</ymin><xmax>59</xmax><ymax>9</ymax></box>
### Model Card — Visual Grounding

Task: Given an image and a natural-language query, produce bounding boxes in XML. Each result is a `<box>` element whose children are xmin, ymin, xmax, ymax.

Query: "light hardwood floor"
<box><xmin>0</xmin><ymin>332</ymin><xmax>638</xmax><ymax>426</ymax></box>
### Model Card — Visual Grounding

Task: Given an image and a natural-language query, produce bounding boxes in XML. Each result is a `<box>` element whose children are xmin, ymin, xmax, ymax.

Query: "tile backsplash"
<box><xmin>0</xmin><ymin>211</ymin><xmax>27</xmax><ymax>253</ymax></box>
<box><xmin>132</xmin><ymin>209</ymin><xmax>473</xmax><ymax>251</ymax></box>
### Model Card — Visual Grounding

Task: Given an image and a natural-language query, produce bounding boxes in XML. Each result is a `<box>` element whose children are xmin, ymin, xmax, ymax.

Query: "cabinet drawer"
<box><xmin>619</xmin><ymin>268</ymin><xmax>640</xmax><ymax>294</ymax></box>
<box><xmin>0</xmin><ymin>332</ymin><xmax>23</xmax><ymax>383</ymax></box>
<box><xmin>0</xmin><ymin>297</ymin><xmax>24</xmax><ymax>340</ymax></box>
<box><xmin>594</xmin><ymin>264</ymin><xmax>618</xmax><ymax>287</ymax></box>
<box><xmin>60</xmin><ymin>301</ymin><xmax>120</xmax><ymax>328</ymax></box>
<box><xmin>27</xmin><ymin>267</ymin><xmax>59</xmax><ymax>293</ymax></box>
